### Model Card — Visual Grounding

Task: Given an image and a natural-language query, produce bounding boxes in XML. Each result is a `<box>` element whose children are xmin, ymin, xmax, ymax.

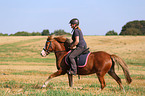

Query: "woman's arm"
<box><xmin>70</xmin><ymin>36</ymin><xmax>79</xmax><ymax>49</ymax></box>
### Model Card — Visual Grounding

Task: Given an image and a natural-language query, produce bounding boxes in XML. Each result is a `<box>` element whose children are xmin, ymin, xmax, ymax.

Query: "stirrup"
<box><xmin>67</xmin><ymin>70</ymin><xmax>76</xmax><ymax>75</ymax></box>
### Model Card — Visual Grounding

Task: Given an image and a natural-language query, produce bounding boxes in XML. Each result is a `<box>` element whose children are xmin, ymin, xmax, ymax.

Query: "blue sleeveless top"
<box><xmin>72</xmin><ymin>28</ymin><xmax>87</xmax><ymax>48</ymax></box>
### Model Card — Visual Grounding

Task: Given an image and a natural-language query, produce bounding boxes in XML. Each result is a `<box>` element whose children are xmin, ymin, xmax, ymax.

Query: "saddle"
<box><xmin>65</xmin><ymin>48</ymin><xmax>91</xmax><ymax>67</ymax></box>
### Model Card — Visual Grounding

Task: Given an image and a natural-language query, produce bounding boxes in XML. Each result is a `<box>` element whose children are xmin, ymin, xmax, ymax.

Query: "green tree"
<box><xmin>51</xmin><ymin>29</ymin><xmax>71</xmax><ymax>36</ymax></box>
<box><xmin>0</xmin><ymin>33</ymin><xmax>8</xmax><ymax>36</ymax></box>
<box><xmin>0</xmin><ymin>33</ymin><xmax>3</xmax><ymax>36</ymax></box>
<box><xmin>120</xmin><ymin>28</ymin><xmax>142</xmax><ymax>35</ymax></box>
<box><xmin>120</xmin><ymin>20</ymin><xmax>145</xmax><ymax>35</ymax></box>
<box><xmin>9</xmin><ymin>34</ymin><xmax>14</xmax><ymax>36</ymax></box>
<box><xmin>3</xmin><ymin>33</ymin><xmax>8</xmax><ymax>36</ymax></box>
<box><xmin>13</xmin><ymin>31</ymin><xmax>31</xmax><ymax>36</ymax></box>
<box><xmin>106</xmin><ymin>30</ymin><xmax>118</xmax><ymax>36</ymax></box>
<box><xmin>32</xmin><ymin>32</ymin><xmax>41</xmax><ymax>36</ymax></box>
<box><xmin>42</xmin><ymin>29</ymin><xmax>50</xmax><ymax>36</ymax></box>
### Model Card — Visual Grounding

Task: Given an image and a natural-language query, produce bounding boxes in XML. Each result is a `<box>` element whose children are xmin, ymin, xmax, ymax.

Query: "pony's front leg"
<box><xmin>41</xmin><ymin>70</ymin><xmax>64</xmax><ymax>88</ymax></box>
<box><xmin>68</xmin><ymin>74</ymin><xmax>73</xmax><ymax>87</ymax></box>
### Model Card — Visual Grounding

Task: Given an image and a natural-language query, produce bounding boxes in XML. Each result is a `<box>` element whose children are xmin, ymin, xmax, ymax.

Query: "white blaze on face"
<box><xmin>41</xmin><ymin>49</ymin><xmax>47</xmax><ymax>57</ymax></box>
<box><xmin>41</xmin><ymin>46</ymin><xmax>47</xmax><ymax>57</ymax></box>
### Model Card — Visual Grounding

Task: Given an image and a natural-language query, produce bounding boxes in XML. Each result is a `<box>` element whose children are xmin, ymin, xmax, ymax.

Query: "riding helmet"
<box><xmin>69</xmin><ymin>18</ymin><xmax>79</xmax><ymax>26</ymax></box>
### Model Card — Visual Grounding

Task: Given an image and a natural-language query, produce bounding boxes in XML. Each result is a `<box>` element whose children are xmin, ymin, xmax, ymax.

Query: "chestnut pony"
<box><xmin>41</xmin><ymin>36</ymin><xmax>132</xmax><ymax>90</ymax></box>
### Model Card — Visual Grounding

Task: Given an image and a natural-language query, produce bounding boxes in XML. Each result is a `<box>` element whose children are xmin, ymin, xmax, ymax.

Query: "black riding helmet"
<box><xmin>69</xmin><ymin>18</ymin><xmax>79</xmax><ymax>26</ymax></box>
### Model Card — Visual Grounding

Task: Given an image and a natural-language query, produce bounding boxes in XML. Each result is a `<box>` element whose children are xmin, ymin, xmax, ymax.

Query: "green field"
<box><xmin>0</xmin><ymin>36</ymin><xmax>145</xmax><ymax>96</ymax></box>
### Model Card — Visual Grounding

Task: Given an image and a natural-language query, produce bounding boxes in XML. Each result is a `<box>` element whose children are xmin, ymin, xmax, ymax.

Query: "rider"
<box><xmin>68</xmin><ymin>18</ymin><xmax>87</xmax><ymax>75</ymax></box>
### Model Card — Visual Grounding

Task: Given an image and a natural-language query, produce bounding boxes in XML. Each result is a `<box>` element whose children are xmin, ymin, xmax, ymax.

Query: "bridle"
<box><xmin>43</xmin><ymin>41</ymin><xmax>52</xmax><ymax>54</ymax></box>
<box><xmin>43</xmin><ymin>41</ymin><xmax>66</xmax><ymax>54</ymax></box>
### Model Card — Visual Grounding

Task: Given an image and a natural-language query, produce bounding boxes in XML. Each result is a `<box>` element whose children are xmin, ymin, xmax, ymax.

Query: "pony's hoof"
<box><xmin>97</xmin><ymin>88</ymin><xmax>102</xmax><ymax>92</ymax></box>
<box><xmin>122</xmin><ymin>88</ymin><xmax>126</xmax><ymax>93</ymax></box>
<box><xmin>41</xmin><ymin>85</ymin><xmax>46</xmax><ymax>89</ymax></box>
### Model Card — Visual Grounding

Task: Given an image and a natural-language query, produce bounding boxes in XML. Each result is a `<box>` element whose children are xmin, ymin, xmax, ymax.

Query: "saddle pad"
<box><xmin>65</xmin><ymin>50</ymin><xmax>91</xmax><ymax>67</ymax></box>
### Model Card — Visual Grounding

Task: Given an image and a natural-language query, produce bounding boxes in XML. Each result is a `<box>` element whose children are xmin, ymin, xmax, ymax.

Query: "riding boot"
<box><xmin>71</xmin><ymin>63</ymin><xmax>77</xmax><ymax>74</ymax></box>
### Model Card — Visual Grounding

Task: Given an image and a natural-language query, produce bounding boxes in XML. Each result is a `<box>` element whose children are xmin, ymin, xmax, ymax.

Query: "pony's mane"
<box><xmin>54</xmin><ymin>36</ymin><xmax>68</xmax><ymax>43</ymax></box>
<box><xmin>54</xmin><ymin>36</ymin><xmax>71</xmax><ymax>51</ymax></box>
<box><xmin>47</xmin><ymin>36</ymin><xmax>71</xmax><ymax>46</ymax></box>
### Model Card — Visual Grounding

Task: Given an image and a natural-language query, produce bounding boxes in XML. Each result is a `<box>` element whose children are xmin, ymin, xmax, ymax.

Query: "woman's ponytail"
<box><xmin>77</xmin><ymin>26</ymin><xmax>81</xmax><ymax>31</ymax></box>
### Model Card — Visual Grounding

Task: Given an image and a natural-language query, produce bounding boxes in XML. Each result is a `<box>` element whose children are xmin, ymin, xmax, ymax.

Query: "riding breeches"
<box><xmin>69</xmin><ymin>47</ymin><xmax>85</xmax><ymax>73</ymax></box>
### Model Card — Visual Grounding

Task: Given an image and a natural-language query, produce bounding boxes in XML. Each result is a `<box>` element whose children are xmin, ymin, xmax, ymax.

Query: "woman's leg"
<box><xmin>69</xmin><ymin>47</ymin><xmax>84</xmax><ymax>74</ymax></box>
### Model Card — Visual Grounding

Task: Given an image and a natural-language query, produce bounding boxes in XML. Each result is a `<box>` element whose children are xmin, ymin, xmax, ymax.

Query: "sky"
<box><xmin>0</xmin><ymin>0</ymin><xmax>145</xmax><ymax>35</ymax></box>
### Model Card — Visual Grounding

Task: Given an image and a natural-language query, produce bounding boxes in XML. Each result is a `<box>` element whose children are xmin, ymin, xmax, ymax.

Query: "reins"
<box><xmin>43</xmin><ymin>41</ymin><xmax>67</xmax><ymax>53</ymax></box>
<box><xmin>55</xmin><ymin>50</ymin><xmax>66</xmax><ymax>53</ymax></box>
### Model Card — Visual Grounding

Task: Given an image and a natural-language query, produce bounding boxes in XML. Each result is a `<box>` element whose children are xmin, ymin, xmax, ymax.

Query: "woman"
<box><xmin>68</xmin><ymin>18</ymin><xmax>87</xmax><ymax>75</ymax></box>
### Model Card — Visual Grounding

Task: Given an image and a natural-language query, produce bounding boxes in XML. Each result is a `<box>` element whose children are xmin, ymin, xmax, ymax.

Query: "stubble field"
<box><xmin>0</xmin><ymin>36</ymin><xmax>145</xmax><ymax>96</ymax></box>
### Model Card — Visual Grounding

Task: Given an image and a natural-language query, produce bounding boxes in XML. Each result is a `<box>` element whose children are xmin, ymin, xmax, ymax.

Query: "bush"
<box><xmin>32</xmin><ymin>32</ymin><xmax>41</xmax><ymax>36</ymax></box>
<box><xmin>13</xmin><ymin>31</ymin><xmax>31</xmax><ymax>36</ymax></box>
<box><xmin>41</xmin><ymin>29</ymin><xmax>50</xmax><ymax>36</ymax></box>
<box><xmin>106</xmin><ymin>30</ymin><xmax>118</xmax><ymax>36</ymax></box>
<box><xmin>51</xmin><ymin>29</ymin><xmax>71</xmax><ymax>36</ymax></box>
<box><xmin>0</xmin><ymin>33</ymin><xmax>8</xmax><ymax>36</ymax></box>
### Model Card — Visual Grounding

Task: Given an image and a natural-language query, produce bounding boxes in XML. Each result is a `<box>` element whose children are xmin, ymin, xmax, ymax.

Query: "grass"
<box><xmin>0</xmin><ymin>36</ymin><xmax>145</xmax><ymax>95</ymax></box>
<box><xmin>11</xmin><ymin>70</ymin><xmax>49</xmax><ymax>75</ymax></box>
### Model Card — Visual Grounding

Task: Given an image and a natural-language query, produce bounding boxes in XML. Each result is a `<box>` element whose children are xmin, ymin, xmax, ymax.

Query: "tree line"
<box><xmin>0</xmin><ymin>29</ymin><xmax>71</xmax><ymax>36</ymax></box>
<box><xmin>1</xmin><ymin>20</ymin><xmax>145</xmax><ymax>36</ymax></box>
<box><xmin>106</xmin><ymin>20</ymin><xmax>145</xmax><ymax>35</ymax></box>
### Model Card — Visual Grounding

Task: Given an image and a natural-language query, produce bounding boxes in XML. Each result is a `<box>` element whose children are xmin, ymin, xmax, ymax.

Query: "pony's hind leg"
<box><xmin>108</xmin><ymin>67</ymin><xmax>124</xmax><ymax>90</ymax></box>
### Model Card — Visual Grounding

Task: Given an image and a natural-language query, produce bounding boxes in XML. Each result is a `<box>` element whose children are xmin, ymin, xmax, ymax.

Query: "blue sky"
<box><xmin>0</xmin><ymin>0</ymin><xmax>145</xmax><ymax>35</ymax></box>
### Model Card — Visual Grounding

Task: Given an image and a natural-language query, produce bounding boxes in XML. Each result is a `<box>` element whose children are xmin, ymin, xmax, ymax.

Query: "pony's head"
<box><xmin>40</xmin><ymin>35</ymin><xmax>71</xmax><ymax>57</ymax></box>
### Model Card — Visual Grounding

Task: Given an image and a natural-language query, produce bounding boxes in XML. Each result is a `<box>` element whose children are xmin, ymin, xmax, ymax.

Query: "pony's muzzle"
<box><xmin>41</xmin><ymin>50</ymin><xmax>47</xmax><ymax>57</ymax></box>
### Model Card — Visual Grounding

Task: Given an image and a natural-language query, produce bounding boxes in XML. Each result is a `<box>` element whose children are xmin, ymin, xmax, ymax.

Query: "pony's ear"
<box><xmin>47</xmin><ymin>35</ymin><xmax>54</xmax><ymax>40</ymax></box>
<box><xmin>49</xmin><ymin>35</ymin><xmax>53</xmax><ymax>40</ymax></box>
<box><xmin>47</xmin><ymin>35</ymin><xmax>54</xmax><ymax>41</ymax></box>
<box><xmin>47</xmin><ymin>36</ymin><xmax>50</xmax><ymax>39</ymax></box>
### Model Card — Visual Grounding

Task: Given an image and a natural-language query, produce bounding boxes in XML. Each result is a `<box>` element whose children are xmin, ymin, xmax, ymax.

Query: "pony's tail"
<box><xmin>111</xmin><ymin>55</ymin><xmax>132</xmax><ymax>84</ymax></box>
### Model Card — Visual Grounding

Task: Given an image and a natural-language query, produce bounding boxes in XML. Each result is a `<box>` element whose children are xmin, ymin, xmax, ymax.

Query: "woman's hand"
<box><xmin>68</xmin><ymin>46</ymin><xmax>74</xmax><ymax>50</ymax></box>
<box><xmin>70</xmin><ymin>46</ymin><xmax>74</xmax><ymax>49</ymax></box>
